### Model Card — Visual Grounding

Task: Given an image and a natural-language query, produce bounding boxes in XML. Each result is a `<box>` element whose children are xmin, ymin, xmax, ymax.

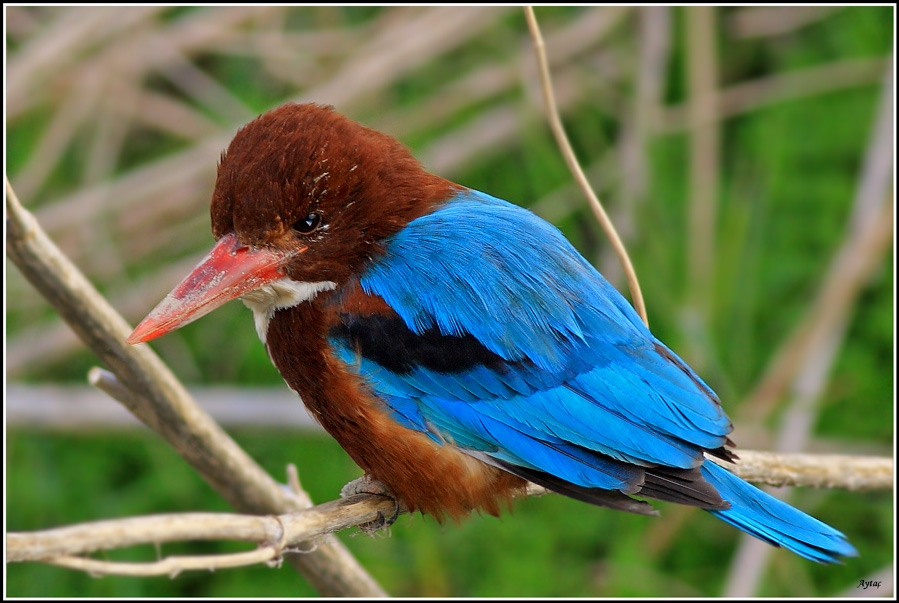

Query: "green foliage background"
<box><xmin>6</xmin><ymin>6</ymin><xmax>894</xmax><ymax>597</ymax></box>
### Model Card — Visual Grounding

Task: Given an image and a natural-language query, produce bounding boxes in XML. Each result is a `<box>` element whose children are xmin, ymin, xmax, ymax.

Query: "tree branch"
<box><xmin>8</xmin><ymin>450</ymin><xmax>890</xmax><ymax>577</ymax></box>
<box><xmin>707</xmin><ymin>451</ymin><xmax>892</xmax><ymax>491</ymax></box>
<box><xmin>5</xmin><ymin>178</ymin><xmax>386</xmax><ymax>597</ymax></box>
<box><xmin>7</xmin><ymin>494</ymin><xmax>396</xmax><ymax>568</ymax></box>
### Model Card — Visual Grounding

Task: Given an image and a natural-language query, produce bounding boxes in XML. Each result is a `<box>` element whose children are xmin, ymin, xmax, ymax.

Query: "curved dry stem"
<box><xmin>523</xmin><ymin>6</ymin><xmax>649</xmax><ymax>327</ymax></box>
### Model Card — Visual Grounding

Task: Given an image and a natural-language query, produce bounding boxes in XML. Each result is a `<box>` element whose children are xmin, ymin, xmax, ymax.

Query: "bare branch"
<box><xmin>708</xmin><ymin>451</ymin><xmax>893</xmax><ymax>492</ymax></box>
<box><xmin>7</xmin><ymin>494</ymin><xmax>397</xmax><ymax>567</ymax></box>
<box><xmin>8</xmin><ymin>450</ymin><xmax>890</xmax><ymax>577</ymax></box>
<box><xmin>5</xmin><ymin>178</ymin><xmax>386</xmax><ymax>597</ymax></box>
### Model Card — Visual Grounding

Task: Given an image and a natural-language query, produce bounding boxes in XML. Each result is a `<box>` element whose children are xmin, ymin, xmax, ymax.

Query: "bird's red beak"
<box><xmin>127</xmin><ymin>232</ymin><xmax>289</xmax><ymax>344</ymax></box>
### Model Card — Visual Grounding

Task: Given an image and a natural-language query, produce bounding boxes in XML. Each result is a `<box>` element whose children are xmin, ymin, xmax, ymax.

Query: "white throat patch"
<box><xmin>240</xmin><ymin>277</ymin><xmax>337</xmax><ymax>343</ymax></box>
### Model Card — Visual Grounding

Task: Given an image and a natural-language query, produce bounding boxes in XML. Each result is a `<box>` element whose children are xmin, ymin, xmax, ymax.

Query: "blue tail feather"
<box><xmin>701</xmin><ymin>462</ymin><xmax>858</xmax><ymax>563</ymax></box>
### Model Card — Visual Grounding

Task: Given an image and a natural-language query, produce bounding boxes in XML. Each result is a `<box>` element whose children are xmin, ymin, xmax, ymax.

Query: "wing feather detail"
<box><xmin>328</xmin><ymin>190</ymin><xmax>733</xmax><ymax>506</ymax></box>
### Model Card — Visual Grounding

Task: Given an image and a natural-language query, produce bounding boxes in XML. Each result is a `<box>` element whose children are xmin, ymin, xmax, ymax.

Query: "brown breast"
<box><xmin>265</xmin><ymin>300</ymin><xmax>526</xmax><ymax>520</ymax></box>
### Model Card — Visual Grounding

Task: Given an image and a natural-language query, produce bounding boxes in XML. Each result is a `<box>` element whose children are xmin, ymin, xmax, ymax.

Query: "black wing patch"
<box><xmin>330</xmin><ymin>313</ymin><xmax>509</xmax><ymax>375</ymax></box>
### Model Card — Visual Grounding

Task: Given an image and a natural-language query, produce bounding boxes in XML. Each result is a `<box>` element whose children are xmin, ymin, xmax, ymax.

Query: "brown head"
<box><xmin>128</xmin><ymin>103</ymin><xmax>459</xmax><ymax>343</ymax></box>
<box><xmin>211</xmin><ymin>103</ymin><xmax>458</xmax><ymax>285</ymax></box>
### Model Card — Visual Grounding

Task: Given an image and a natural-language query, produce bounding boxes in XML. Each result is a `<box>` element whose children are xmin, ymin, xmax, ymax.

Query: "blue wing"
<box><xmin>328</xmin><ymin>189</ymin><xmax>733</xmax><ymax>508</ymax></box>
<box><xmin>327</xmin><ymin>189</ymin><xmax>857</xmax><ymax>561</ymax></box>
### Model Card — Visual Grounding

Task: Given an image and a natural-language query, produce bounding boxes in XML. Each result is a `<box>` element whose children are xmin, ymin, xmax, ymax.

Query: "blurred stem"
<box><xmin>683</xmin><ymin>6</ymin><xmax>720</xmax><ymax>370</ymax></box>
<box><xmin>740</xmin><ymin>62</ymin><xmax>895</xmax><ymax>423</ymax></box>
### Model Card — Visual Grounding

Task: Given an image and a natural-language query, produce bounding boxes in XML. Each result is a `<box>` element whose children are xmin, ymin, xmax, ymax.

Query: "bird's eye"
<box><xmin>293</xmin><ymin>212</ymin><xmax>322</xmax><ymax>234</ymax></box>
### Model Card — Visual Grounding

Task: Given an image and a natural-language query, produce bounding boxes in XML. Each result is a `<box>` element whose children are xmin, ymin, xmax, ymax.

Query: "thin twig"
<box><xmin>523</xmin><ymin>6</ymin><xmax>649</xmax><ymax>327</ymax></box>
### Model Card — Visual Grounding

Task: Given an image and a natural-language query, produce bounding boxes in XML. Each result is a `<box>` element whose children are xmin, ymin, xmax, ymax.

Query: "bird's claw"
<box><xmin>340</xmin><ymin>474</ymin><xmax>405</xmax><ymax>534</ymax></box>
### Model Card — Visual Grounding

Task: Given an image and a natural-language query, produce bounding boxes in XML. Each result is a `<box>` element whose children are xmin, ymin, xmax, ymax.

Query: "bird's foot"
<box><xmin>340</xmin><ymin>474</ymin><xmax>406</xmax><ymax>535</ymax></box>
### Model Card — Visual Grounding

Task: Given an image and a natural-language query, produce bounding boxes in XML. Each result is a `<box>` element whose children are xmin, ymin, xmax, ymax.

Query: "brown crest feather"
<box><xmin>210</xmin><ymin>103</ymin><xmax>461</xmax><ymax>286</ymax></box>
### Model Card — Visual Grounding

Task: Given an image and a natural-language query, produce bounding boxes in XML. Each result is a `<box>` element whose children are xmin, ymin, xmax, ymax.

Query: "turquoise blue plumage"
<box><xmin>329</xmin><ymin>189</ymin><xmax>856</xmax><ymax>563</ymax></box>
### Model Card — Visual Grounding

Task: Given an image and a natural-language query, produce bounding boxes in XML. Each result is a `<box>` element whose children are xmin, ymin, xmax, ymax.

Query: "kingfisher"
<box><xmin>129</xmin><ymin>103</ymin><xmax>856</xmax><ymax>563</ymax></box>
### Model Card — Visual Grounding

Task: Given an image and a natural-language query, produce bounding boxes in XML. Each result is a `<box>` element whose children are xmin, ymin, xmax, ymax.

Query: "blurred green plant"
<box><xmin>6</xmin><ymin>5</ymin><xmax>893</xmax><ymax>597</ymax></box>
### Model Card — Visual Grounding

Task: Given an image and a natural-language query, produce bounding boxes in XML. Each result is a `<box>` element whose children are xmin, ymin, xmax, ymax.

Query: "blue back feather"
<box><xmin>329</xmin><ymin>189</ymin><xmax>856</xmax><ymax>562</ymax></box>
